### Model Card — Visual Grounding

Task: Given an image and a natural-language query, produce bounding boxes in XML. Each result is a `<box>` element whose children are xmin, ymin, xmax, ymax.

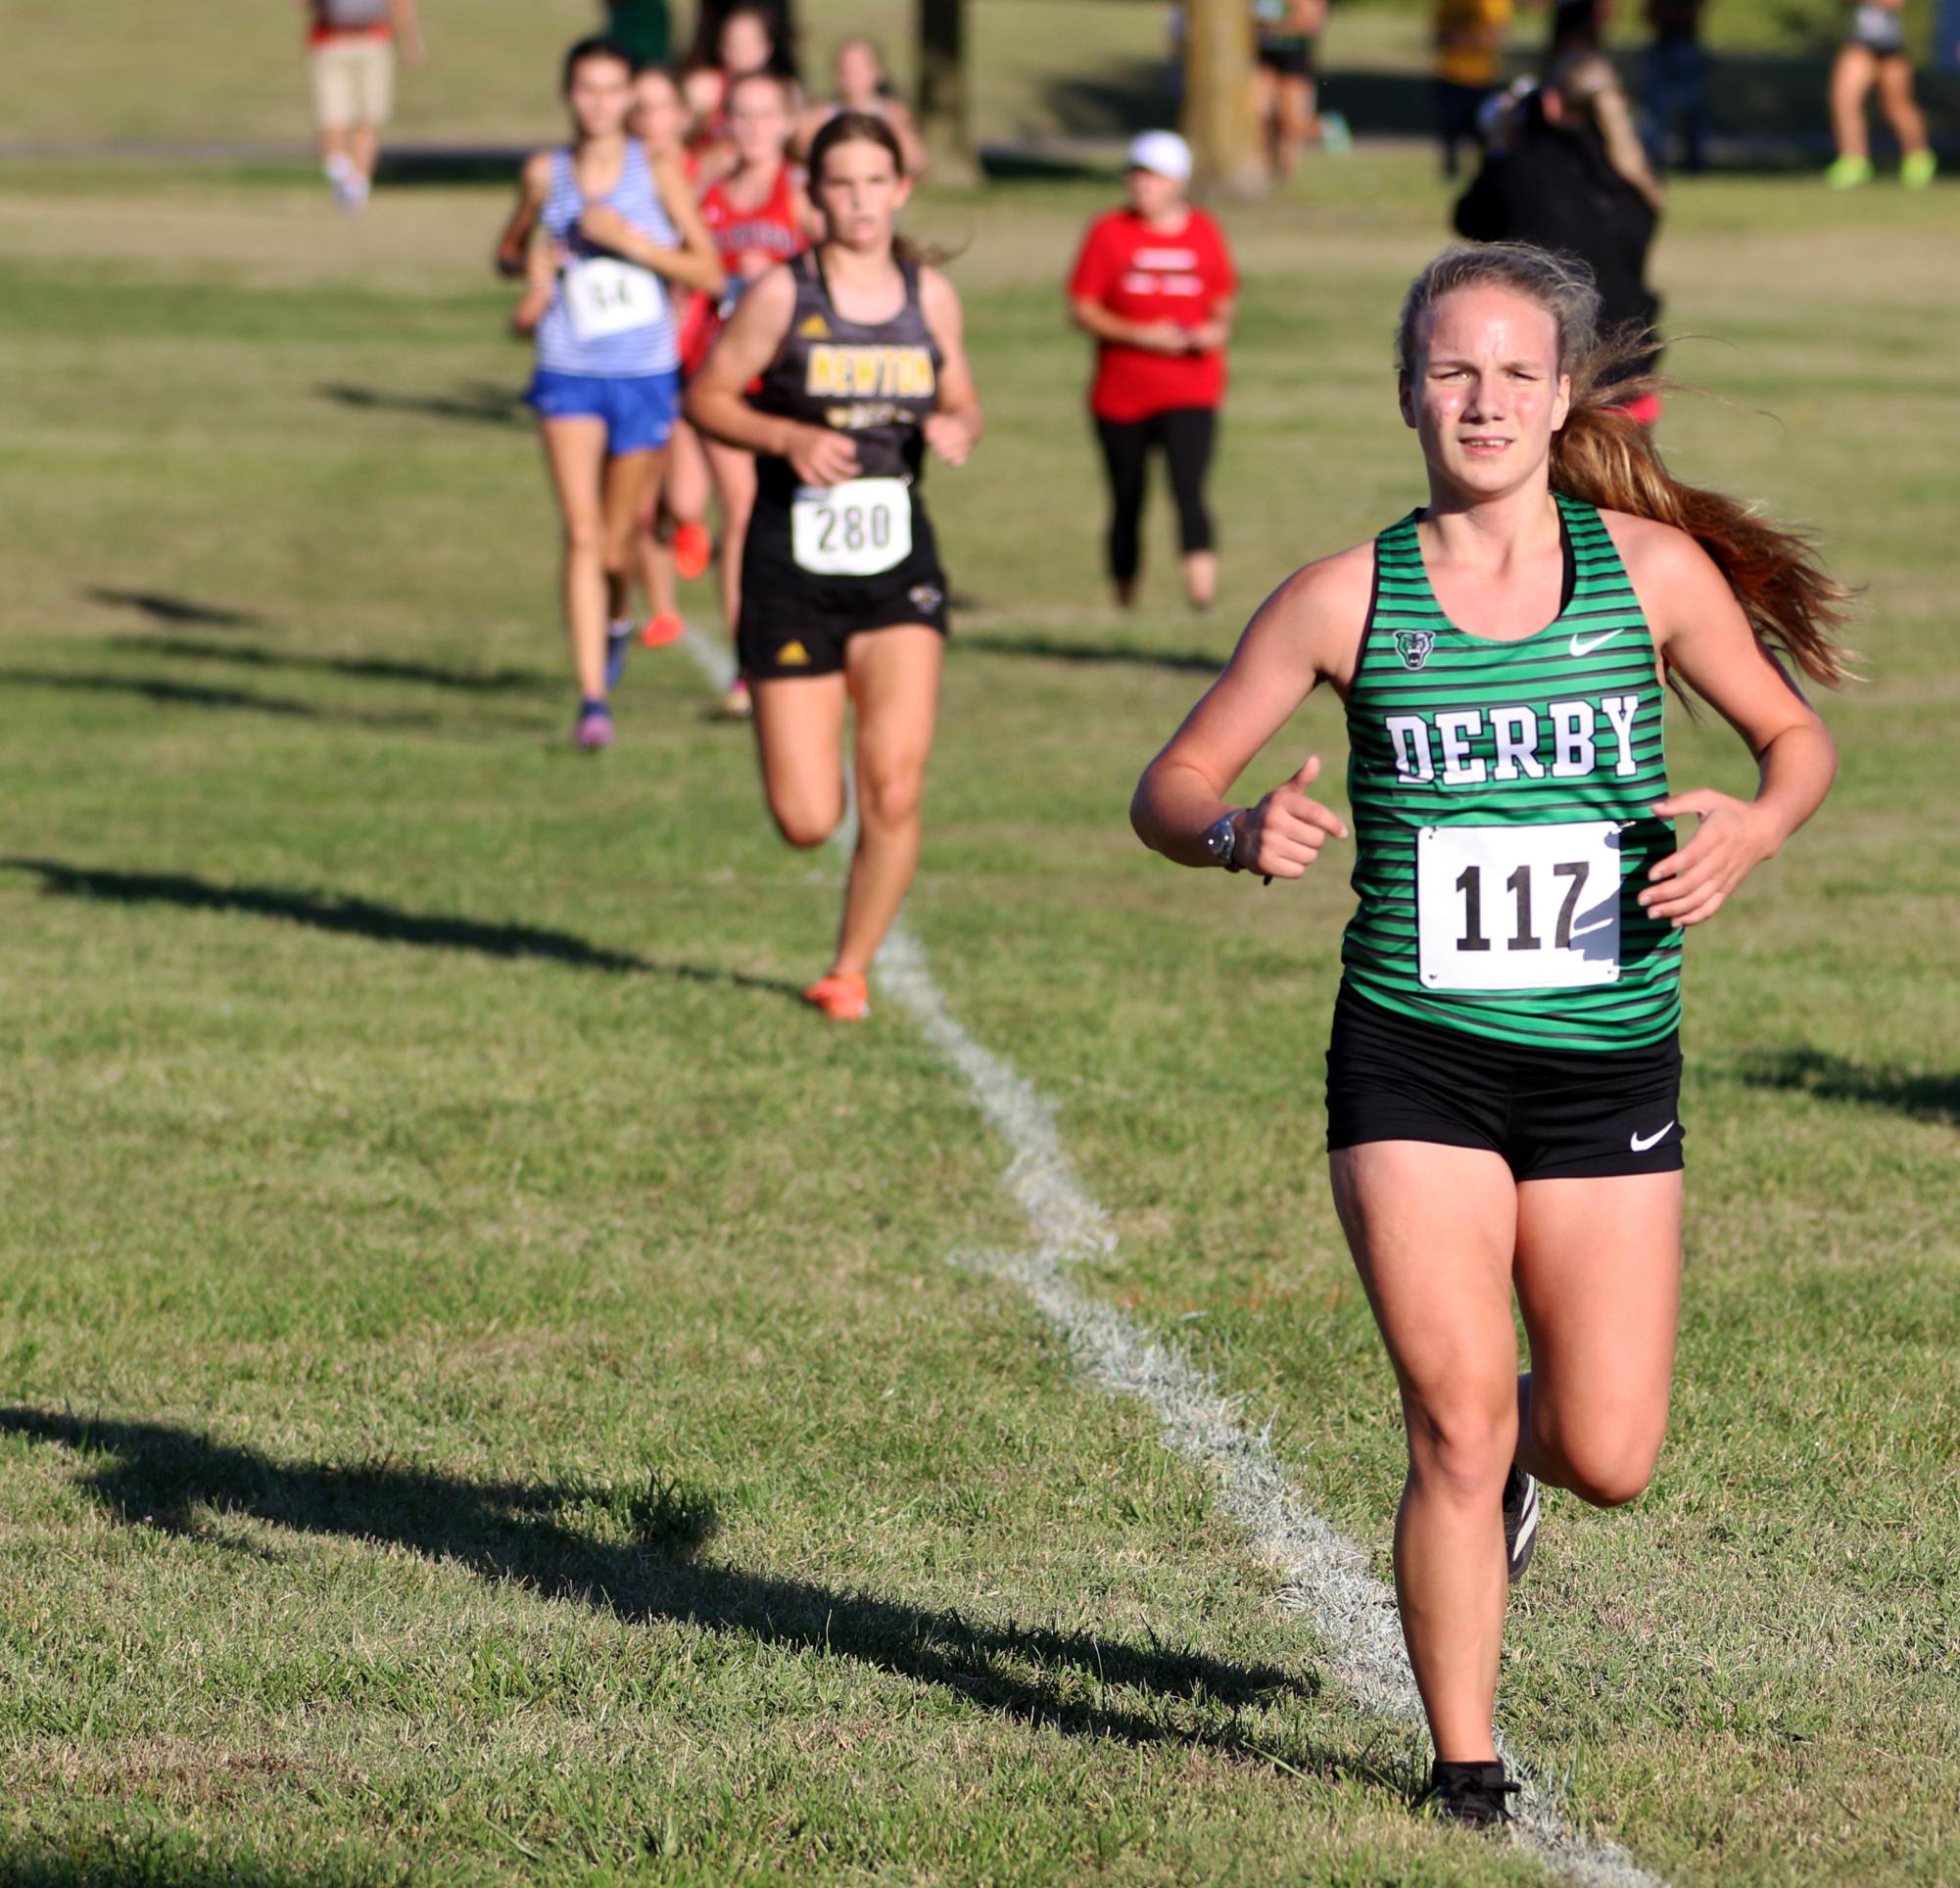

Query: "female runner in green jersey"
<box><xmin>1131</xmin><ymin>243</ymin><xmax>1848</xmax><ymax>1827</ymax></box>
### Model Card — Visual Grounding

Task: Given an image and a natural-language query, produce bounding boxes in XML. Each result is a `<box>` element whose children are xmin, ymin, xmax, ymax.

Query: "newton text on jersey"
<box><xmin>805</xmin><ymin>344</ymin><xmax>935</xmax><ymax>401</ymax></box>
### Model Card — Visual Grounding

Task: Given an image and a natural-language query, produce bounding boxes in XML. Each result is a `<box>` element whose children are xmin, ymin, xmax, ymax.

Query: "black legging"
<box><xmin>1094</xmin><ymin>407</ymin><xmax>1217</xmax><ymax>587</ymax></box>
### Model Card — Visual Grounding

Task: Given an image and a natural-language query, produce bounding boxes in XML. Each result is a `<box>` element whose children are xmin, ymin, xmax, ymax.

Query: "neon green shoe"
<box><xmin>1901</xmin><ymin>150</ymin><xmax>1937</xmax><ymax>190</ymax></box>
<box><xmin>1826</xmin><ymin>154</ymin><xmax>1875</xmax><ymax>189</ymax></box>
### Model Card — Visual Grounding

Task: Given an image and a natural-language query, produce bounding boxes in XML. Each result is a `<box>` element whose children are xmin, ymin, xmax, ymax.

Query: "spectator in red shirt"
<box><xmin>1067</xmin><ymin>131</ymin><xmax>1237</xmax><ymax>611</ymax></box>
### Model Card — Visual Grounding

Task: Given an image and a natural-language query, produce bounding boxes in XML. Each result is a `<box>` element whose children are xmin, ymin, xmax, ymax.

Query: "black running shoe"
<box><xmin>1503</xmin><ymin>1463</ymin><xmax>1540</xmax><ymax>1586</ymax></box>
<box><xmin>1425</xmin><ymin>1758</ymin><xmax>1521</xmax><ymax>1828</ymax></box>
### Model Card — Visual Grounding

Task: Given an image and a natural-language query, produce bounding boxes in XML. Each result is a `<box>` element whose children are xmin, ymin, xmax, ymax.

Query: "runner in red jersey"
<box><xmin>1068</xmin><ymin>131</ymin><xmax>1238</xmax><ymax>611</ymax></box>
<box><xmin>687</xmin><ymin>70</ymin><xmax>821</xmax><ymax>713</ymax></box>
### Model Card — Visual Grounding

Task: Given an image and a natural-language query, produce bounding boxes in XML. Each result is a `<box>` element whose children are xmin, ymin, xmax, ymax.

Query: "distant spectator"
<box><xmin>1253</xmin><ymin>0</ymin><xmax>1329</xmax><ymax>181</ymax></box>
<box><xmin>1643</xmin><ymin>0</ymin><xmax>1709</xmax><ymax>173</ymax></box>
<box><xmin>1432</xmin><ymin>0</ymin><xmax>1512</xmax><ymax>177</ymax></box>
<box><xmin>686</xmin><ymin>2</ymin><xmax>799</xmax><ymax>83</ymax></box>
<box><xmin>302</xmin><ymin>0</ymin><xmax>423</xmax><ymax>213</ymax></box>
<box><xmin>796</xmin><ymin>38</ymin><xmax>927</xmax><ymax>178</ymax></box>
<box><xmin>603</xmin><ymin>0</ymin><xmax>671</xmax><ymax>71</ymax></box>
<box><xmin>1826</xmin><ymin>0</ymin><xmax>1938</xmax><ymax>188</ymax></box>
<box><xmin>684</xmin><ymin>5</ymin><xmax>801</xmax><ymax>181</ymax></box>
<box><xmin>1455</xmin><ymin>56</ymin><xmax>1666</xmax><ymax>414</ymax></box>
<box><xmin>1068</xmin><ymin>131</ymin><xmax>1238</xmax><ymax>612</ymax></box>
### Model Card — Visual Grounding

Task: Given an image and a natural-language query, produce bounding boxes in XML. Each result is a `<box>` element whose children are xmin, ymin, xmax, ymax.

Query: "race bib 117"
<box><xmin>1415</xmin><ymin>821</ymin><xmax>1624</xmax><ymax>991</ymax></box>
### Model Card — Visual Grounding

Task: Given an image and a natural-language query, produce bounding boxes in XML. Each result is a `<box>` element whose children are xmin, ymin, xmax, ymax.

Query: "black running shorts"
<box><xmin>1325</xmin><ymin>982</ymin><xmax>1684</xmax><ymax>1181</ymax></box>
<box><xmin>737</xmin><ymin>567</ymin><xmax>949</xmax><ymax>681</ymax></box>
<box><xmin>1257</xmin><ymin>34</ymin><xmax>1317</xmax><ymax>78</ymax></box>
<box><xmin>739</xmin><ymin>499</ymin><xmax>950</xmax><ymax>681</ymax></box>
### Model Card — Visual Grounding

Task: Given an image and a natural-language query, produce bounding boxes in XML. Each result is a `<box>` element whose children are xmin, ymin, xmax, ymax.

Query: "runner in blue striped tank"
<box><xmin>496</xmin><ymin>35</ymin><xmax>724</xmax><ymax>748</ymax></box>
<box><xmin>1132</xmin><ymin>244</ymin><xmax>1847</xmax><ymax>1826</ymax></box>
<box><xmin>533</xmin><ymin>139</ymin><xmax>681</xmax><ymax>380</ymax></box>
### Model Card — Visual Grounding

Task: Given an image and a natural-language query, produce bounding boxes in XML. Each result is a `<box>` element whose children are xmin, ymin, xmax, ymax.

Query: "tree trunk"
<box><xmin>918</xmin><ymin>0</ymin><xmax>980</xmax><ymax>183</ymax></box>
<box><xmin>1183</xmin><ymin>0</ymin><xmax>1266</xmax><ymax>196</ymax></box>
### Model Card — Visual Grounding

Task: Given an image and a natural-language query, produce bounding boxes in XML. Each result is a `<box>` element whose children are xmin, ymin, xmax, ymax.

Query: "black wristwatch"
<box><xmin>1203</xmin><ymin>811</ymin><xmax>1246</xmax><ymax>872</ymax></box>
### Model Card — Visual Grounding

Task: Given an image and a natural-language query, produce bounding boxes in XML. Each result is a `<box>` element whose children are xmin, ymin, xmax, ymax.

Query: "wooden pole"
<box><xmin>917</xmin><ymin>0</ymin><xmax>980</xmax><ymax>183</ymax></box>
<box><xmin>1182</xmin><ymin>0</ymin><xmax>1265</xmax><ymax>196</ymax></box>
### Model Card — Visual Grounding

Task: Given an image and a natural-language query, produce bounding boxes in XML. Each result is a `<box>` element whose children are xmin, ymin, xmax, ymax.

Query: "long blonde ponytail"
<box><xmin>1396</xmin><ymin>245</ymin><xmax>1854</xmax><ymax>687</ymax></box>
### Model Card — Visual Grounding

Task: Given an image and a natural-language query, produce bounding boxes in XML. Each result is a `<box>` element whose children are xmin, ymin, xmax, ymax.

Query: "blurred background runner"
<box><xmin>302</xmin><ymin>0</ymin><xmax>423</xmax><ymax>213</ymax></box>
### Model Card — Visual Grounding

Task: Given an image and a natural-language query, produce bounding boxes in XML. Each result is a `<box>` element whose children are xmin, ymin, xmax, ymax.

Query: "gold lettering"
<box><xmin>803</xmin><ymin>344</ymin><xmax>936</xmax><ymax>401</ymax></box>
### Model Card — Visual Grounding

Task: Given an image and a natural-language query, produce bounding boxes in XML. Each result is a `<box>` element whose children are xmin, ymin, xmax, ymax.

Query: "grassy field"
<box><xmin>9</xmin><ymin>0</ymin><xmax>1952</xmax><ymax>152</ymax></box>
<box><xmin>0</xmin><ymin>140</ymin><xmax>1957</xmax><ymax>1885</ymax></box>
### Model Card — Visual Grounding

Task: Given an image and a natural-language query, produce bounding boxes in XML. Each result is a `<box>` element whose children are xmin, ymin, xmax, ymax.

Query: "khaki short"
<box><xmin>311</xmin><ymin>36</ymin><xmax>395</xmax><ymax>131</ymax></box>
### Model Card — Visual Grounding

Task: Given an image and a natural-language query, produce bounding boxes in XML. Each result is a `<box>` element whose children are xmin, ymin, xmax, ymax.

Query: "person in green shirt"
<box><xmin>604</xmin><ymin>0</ymin><xmax>670</xmax><ymax>71</ymax></box>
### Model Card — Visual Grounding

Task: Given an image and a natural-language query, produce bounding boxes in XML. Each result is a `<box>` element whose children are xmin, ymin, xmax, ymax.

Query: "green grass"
<box><xmin>7</xmin><ymin>0</ymin><xmax>1947</xmax><ymax>154</ymax></box>
<box><xmin>0</xmin><ymin>150</ymin><xmax>1956</xmax><ymax>1884</ymax></box>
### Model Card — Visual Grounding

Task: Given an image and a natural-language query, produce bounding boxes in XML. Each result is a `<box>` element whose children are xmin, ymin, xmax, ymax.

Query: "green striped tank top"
<box><xmin>1339</xmin><ymin>495</ymin><xmax>1681</xmax><ymax>1051</ymax></box>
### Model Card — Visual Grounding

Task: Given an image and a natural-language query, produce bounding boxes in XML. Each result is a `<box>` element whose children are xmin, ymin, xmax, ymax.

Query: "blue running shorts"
<box><xmin>526</xmin><ymin>368</ymin><xmax>680</xmax><ymax>455</ymax></box>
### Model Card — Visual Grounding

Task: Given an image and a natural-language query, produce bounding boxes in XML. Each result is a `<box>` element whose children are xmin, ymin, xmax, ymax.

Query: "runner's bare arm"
<box><xmin>579</xmin><ymin>161</ymin><xmax>725</xmax><ymax>295</ymax></box>
<box><xmin>650</xmin><ymin>154</ymin><xmax>727</xmax><ymax>296</ymax></box>
<box><xmin>685</xmin><ymin>266</ymin><xmax>860</xmax><ymax>485</ymax></box>
<box><xmin>494</xmin><ymin>152</ymin><xmax>552</xmax><ymax>277</ymax></box>
<box><xmin>1131</xmin><ymin>545</ymin><xmax>1371</xmax><ymax>874</ymax></box>
<box><xmin>1616</xmin><ymin>515</ymin><xmax>1839</xmax><ymax>927</ymax></box>
<box><xmin>920</xmin><ymin>269</ymin><xmax>982</xmax><ymax>466</ymax></box>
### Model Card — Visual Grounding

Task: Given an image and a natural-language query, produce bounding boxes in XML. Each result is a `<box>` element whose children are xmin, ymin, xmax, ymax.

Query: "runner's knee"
<box><xmin>1548</xmin><ymin>1429</ymin><xmax>1660</xmax><ymax>1509</ymax></box>
<box><xmin>771</xmin><ymin>792</ymin><xmax>844</xmax><ymax>849</ymax></box>
<box><xmin>1404</xmin><ymin>1387</ymin><xmax>1516</xmax><ymax>1504</ymax></box>
<box><xmin>1529</xmin><ymin>1399</ymin><xmax>1663</xmax><ymax>1508</ymax></box>
<box><xmin>856</xmin><ymin>758</ymin><xmax>926</xmax><ymax>831</ymax></box>
<box><xmin>602</xmin><ymin>527</ymin><xmax>638</xmax><ymax>577</ymax></box>
<box><xmin>562</xmin><ymin>515</ymin><xmax>604</xmax><ymax>559</ymax></box>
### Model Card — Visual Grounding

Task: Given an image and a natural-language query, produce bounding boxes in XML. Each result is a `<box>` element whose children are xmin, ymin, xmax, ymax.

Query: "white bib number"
<box><xmin>790</xmin><ymin>478</ymin><xmax>912</xmax><ymax>577</ymax></box>
<box><xmin>563</xmin><ymin>258</ymin><xmax>667</xmax><ymax>343</ymax></box>
<box><xmin>1416</xmin><ymin>822</ymin><xmax>1623</xmax><ymax>992</ymax></box>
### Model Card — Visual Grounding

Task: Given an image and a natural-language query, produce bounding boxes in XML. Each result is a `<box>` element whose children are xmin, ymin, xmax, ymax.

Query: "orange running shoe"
<box><xmin>802</xmin><ymin>971</ymin><xmax>870</xmax><ymax>1020</ymax></box>
<box><xmin>641</xmin><ymin>611</ymin><xmax>684</xmax><ymax>648</ymax></box>
<box><xmin>671</xmin><ymin>521</ymin><xmax>712</xmax><ymax>582</ymax></box>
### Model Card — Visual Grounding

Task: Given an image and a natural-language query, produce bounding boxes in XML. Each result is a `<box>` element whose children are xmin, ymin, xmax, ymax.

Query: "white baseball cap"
<box><xmin>1126</xmin><ymin>129</ymin><xmax>1193</xmax><ymax>182</ymax></box>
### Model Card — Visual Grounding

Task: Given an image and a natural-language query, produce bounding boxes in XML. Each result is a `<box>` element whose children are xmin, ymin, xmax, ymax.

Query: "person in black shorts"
<box><xmin>685</xmin><ymin>111</ymin><xmax>982</xmax><ymax>1021</ymax></box>
<box><xmin>1826</xmin><ymin>0</ymin><xmax>1938</xmax><ymax>188</ymax></box>
<box><xmin>1254</xmin><ymin>0</ymin><xmax>1329</xmax><ymax>181</ymax></box>
<box><xmin>1130</xmin><ymin>243</ymin><xmax>1847</xmax><ymax>1827</ymax></box>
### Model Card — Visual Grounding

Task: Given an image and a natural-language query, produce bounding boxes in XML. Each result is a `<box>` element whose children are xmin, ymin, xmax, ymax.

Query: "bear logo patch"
<box><xmin>1394</xmin><ymin>630</ymin><xmax>1436</xmax><ymax>671</ymax></box>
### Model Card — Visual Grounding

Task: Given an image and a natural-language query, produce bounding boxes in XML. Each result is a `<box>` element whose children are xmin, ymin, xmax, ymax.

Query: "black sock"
<box><xmin>1432</xmin><ymin>1758</ymin><xmax>1506</xmax><ymax>1783</ymax></box>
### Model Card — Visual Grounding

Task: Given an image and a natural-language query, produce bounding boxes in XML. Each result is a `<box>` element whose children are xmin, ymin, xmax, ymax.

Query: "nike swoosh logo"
<box><xmin>1629</xmin><ymin>1120</ymin><xmax>1675</xmax><ymax>1153</ymax></box>
<box><xmin>1569</xmin><ymin>629</ymin><xmax>1626</xmax><ymax>657</ymax></box>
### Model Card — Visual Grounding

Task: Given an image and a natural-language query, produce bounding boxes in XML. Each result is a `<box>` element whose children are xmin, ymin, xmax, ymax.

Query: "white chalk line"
<box><xmin>676</xmin><ymin>624</ymin><xmax>1661</xmax><ymax>1887</ymax></box>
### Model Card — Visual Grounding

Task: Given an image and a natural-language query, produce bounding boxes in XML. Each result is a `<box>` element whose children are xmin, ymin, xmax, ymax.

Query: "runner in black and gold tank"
<box><xmin>1344</xmin><ymin>493</ymin><xmax>1679</xmax><ymax>1051</ymax></box>
<box><xmin>687</xmin><ymin>110</ymin><xmax>982</xmax><ymax>1022</ymax></box>
<box><xmin>1133</xmin><ymin>245</ymin><xmax>1847</xmax><ymax>1827</ymax></box>
<box><xmin>742</xmin><ymin>244</ymin><xmax>946</xmax><ymax>623</ymax></box>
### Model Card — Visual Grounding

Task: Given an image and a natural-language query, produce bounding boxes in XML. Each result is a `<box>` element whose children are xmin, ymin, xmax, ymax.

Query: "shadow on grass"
<box><xmin>0</xmin><ymin>1840</ymin><xmax>393</xmax><ymax>1888</ymax></box>
<box><xmin>0</xmin><ymin>669</ymin><xmax>445</xmax><ymax>730</ymax></box>
<box><xmin>82</xmin><ymin>588</ymin><xmax>265</xmax><ymax>630</ymax></box>
<box><xmin>0</xmin><ymin>1407</ymin><xmax>1394</xmax><ymax>1786</ymax></box>
<box><xmin>0</xmin><ymin>859</ymin><xmax>803</xmax><ymax>999</ymax></box>
<box><xmin>959</xmin><ymin>630</ymin><xmax>1223</xmax><ymax>677</ymax></box>
<box><xmin>106</xmin><ymin>635</ymin><xmax>551</xmax><ymax>699</ymax></box>
<box><xmin>317</xmin><ymin>380</ymin><xmax>528</xmax><ymax>428</ymax></box>
<box><xmin>1735</xmin><ymin>1048</ymin><xmax>1960</xmax><ymax>1128</ymax></box>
